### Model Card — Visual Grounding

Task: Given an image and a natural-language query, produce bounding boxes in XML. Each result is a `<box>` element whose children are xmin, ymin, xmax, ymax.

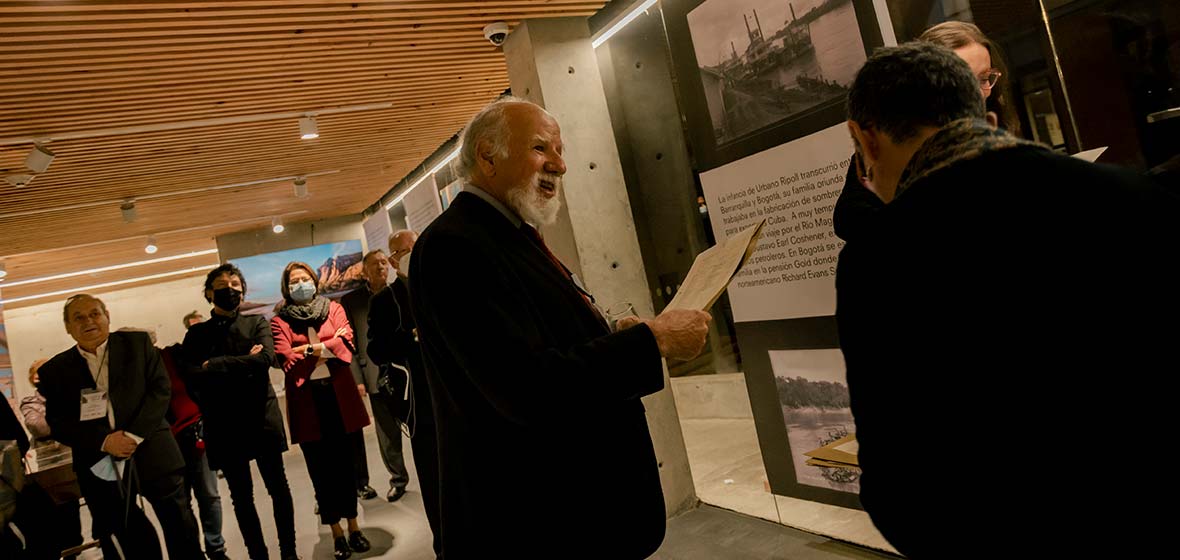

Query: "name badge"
<box><xmin>79</xmin><ymin>389</ymin><xmax>108</xmax><ymax>422</ymax></box>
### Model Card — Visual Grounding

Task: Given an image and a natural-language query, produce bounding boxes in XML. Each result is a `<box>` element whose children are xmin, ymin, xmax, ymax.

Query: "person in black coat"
<box><xmin>409</xmin><ymin>99</ymin><xmax>711</xmax><ymax>558</ymax></box>
<box><xmin>837</xmin><ymin>43</ymin><xmax>1178</xmax><ymax>558</ymax></box>
<box><xmin>182</xmin><ymin>264</ymin><xmax>297</xmax><ymax>560</ymax></box>
<box><xmin>366</xmin><ymin>229</ymin><xmax>441</xmax><ymax>556</ymax></box>
<box><xmin>38</xmin><ymin>294</ymin><xmax>202</xmax><ymax>560</ymax></box>
<box><xmin>340</xmin><ymin>250</ymin><xmax>406</xmax><ymax>502</ymax></box>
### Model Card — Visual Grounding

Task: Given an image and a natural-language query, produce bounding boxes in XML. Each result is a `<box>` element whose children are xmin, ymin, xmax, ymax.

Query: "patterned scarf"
<box><xmin>276</xmin><ymin>295</ymin><xmax>331</xmax><ymax>323</ymax></box>
<box><xmin>895</xmin><ymin>118</ymin><xmax>1047</xmax><ymax>199</ymax></box>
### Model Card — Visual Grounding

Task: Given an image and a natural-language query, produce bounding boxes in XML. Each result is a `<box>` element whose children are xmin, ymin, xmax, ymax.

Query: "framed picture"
<box><xmin>662</xmin><ymin>0</ymin><xmax>884</xmax><ymax>170</ymax></box>
<box><xmin>229</xmin><ymin>240</ymin><xmax>365</xmax><ymax>319</ymax></box>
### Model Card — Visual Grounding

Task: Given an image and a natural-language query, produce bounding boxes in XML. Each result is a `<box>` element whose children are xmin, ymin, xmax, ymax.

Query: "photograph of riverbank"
<box><xmin>769</xmin><ymin>348</ymin><xmax>860</xmax><ymax>493</ymax></box>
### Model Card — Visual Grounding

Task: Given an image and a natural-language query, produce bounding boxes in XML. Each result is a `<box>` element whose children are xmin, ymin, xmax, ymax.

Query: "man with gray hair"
<box><xmin>37</xmin><ymin>294</ymin><xmax>203</xmax><ymax>560</ymax></box>
<box><xmin>836</xmin><ymin>42</ymin><xmax>1177</xmax><ymax>557</ymax></box>
<box><xmin>409</xmin><ymin>98</ymin><xmax>711</xmax><ymax>557</ymax></box>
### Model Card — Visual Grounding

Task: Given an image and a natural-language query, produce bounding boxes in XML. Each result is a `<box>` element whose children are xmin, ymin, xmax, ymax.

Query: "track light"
<box><xmin>293</xmin><ymin>177</ymin><xmax>309</xmax><ymax>198</ymax></box>
<box><xmin>144</xmin><ymin>236</ymin><xmax>158</xmax><ymax>254</ymax></box>
<box><xmin>299</xmin><ymin>116</ymin><xmax>319</xmax><ymax>140</ymax></box>
<box><xmin>5</xmin><ymin>174</ymin><xmax>33</xmax><ymax>187</ymax></box>
<box><xmin>26</xmin><ymin>144</ymin><xmax>55</xmax><ymax>174</ymax></box>
<box><xmin>271</xmin><ymin>217</ymin><xmax>285</xmax><ymax>234</ymax></box>
<box><xmin>121</xmin><ymin>200</ymin><xmax>137</xmax><ymax>223</ymax></box>
<box><xmin>0</xmin><ymin>262</ymin><xmax>7</xmax><ymax>280</ymax></box>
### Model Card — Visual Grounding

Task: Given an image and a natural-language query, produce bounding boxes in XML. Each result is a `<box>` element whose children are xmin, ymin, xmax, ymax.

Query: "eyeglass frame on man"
<box><xmin>979</xmin><ymin>70</ymin><xmax>1002</xmax><ymax>90</ymax></box>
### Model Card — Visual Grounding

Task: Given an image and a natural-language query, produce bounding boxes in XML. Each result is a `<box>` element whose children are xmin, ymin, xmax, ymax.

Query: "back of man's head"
<box><xmin>847</xmin><ymin>42</ymin><xmax>985</xmax><ymax>143</ymax></box>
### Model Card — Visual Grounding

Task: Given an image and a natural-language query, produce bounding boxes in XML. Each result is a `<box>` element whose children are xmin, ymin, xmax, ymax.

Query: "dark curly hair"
<box><xmin>202</xmin><ymin>263</ymin><xmax>248</xmax><ymax>302</ymax></box>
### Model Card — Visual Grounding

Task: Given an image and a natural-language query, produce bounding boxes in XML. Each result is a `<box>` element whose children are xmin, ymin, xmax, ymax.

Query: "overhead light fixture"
<box><xmin>144</xmin><ymin>236</ymin><xmax>158</xmax><ymax>254</ymax></box>
<box><xmin>26</xmin><ymin>144</ymin><xmax>55</xmax><ymax>174</ymax></box>
<box><xmin>592</xmin><ymin>0</ymin><xmax>658</xmax><ymax>49</ymax></box>
<box><xmin>0</xmin><ymin>262</ymin><xmax>7</xmax><ymax>281</ymax></box>
<box><xmin>385</xmin><ymin>145</ymin><xmax>462</xmax><ymax>210</ymax></box>
<box><xmin>0</xmin><ymin>249</ymin><xmax>219</xmax><ymax>289</ymax></box>
<box><xmin>299</xmin><ymin>116</ymin><xmax>319</xmax><ymax>140</ymax></box>
<box><xmin>293</xmin><ymin>177</ymin><xmax>309</xmax><ymax>198</ymax></box>
<box><xmin>4</xmin><ymin>174</ymin><xmax>33</xmax><ymax>188</ymax></box>
<box><xmin>0</xmin><ymin>265</ymin><xmax>215</xmax><ymax>306</ymax></box>
<box><xmin>120</xmin><ymin>200</ymin><xmax>137</xmax><ymax>223</ymax></box>
<box><xmin>271</xmin><ymin>217</ymin><xmax>285</xmax><ymax>234</ymax></box>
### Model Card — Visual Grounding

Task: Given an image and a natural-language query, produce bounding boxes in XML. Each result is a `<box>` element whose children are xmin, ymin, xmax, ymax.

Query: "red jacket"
<box><xmin>271</xmin><ymin>300</ymin><xmax>370</xmax><ymax>444</ymax></box>
<box><xmin>161</xmin><ymin>344</ymin><xmax>202</xmax><ymax>435</ymax></box>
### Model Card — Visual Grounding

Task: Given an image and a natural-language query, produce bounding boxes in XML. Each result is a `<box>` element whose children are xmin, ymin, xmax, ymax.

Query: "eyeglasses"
<box><xmin>979</xmin><ymin>70</ymin><xmax>1002</xmax><ymax>90</ymax></box>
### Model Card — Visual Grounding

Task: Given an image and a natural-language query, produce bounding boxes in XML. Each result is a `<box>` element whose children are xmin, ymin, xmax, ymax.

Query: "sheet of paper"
<box><xmin>803</xmin><ymin>433</ymin><xmax>859</xmax><ymax>466</ymax></box>
<box><xmin>806</xmin><ymin>458</ymin><xmax>861</xmax><ymax>470</ymax></box>
<box><xmin>1072</xmin><ymin>146</ymin><xmax>1108</xmax><ymax>163</ymax></box>
<box><xmin>667</xmin><ymin>219</ymin><xmax>766</xmax><ymax>311</ymax></box>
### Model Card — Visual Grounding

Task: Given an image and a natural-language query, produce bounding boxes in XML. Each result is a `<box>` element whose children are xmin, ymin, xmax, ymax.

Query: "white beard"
<box><xmin>506</xmin><ymin>172</ymin><xmax>562</xmax><ymax>226</ymax></box>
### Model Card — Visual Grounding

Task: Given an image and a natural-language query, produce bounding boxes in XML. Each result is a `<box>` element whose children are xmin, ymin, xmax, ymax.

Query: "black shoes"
<box><xmin>333</xmin><ymin>536</ymin><xmax>352</xmax><ymax>560</ymax></box>
<box><xmin>357</xmin><ymin>485</ymin><xmax>378</xmax><ymax>500</ymax></box>
<box><xmin>349</xmin><ymin>531</ymin><xmax>371</xmax><ymax>553</ymax></box>
<box><xmin>386</xmin><ymin>486</ymin><xmax>406</xmax><ymax>502</ymax></box>
<box><xmin>333</xmin><ymin>531</ymin><xmax>370</xmax><ymax>559</ymax></box>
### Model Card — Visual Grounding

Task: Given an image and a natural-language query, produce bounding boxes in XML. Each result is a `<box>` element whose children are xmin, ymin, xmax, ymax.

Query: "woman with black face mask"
<box><xmin>270</xmin><ymin>261</ymin><xmax>371</xmax><ymax>559</ymax></box>
<box><xmin>181</xmin><ymin>263</ymin><xmax>298</xmax><ymax>560</ymax></box>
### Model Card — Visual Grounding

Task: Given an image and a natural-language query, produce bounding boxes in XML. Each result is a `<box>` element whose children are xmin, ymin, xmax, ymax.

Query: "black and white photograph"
<box><xmin>662</xmin><ymin>0</ymin><xmax>881</xmax><ymax>170</ymax></box>
<box><xmin>769</xmin><ymin>348</ymin><xmax>860</xmax><ymax>493</ymax></box>
<box><xmin>686</xmin><ymin>0</ymin><xmax>867</xmax><ymax>146</ymax></box>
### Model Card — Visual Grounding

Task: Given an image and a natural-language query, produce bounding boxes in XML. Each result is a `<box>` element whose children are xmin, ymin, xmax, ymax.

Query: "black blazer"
<box><xmin>409</xmin><ymin>191</ymin><xmax>666</xmax><ymax>558</ymax></box>
<box><xmin>181</xmin><ymin>312</ymin><xmax>288</xmax><ymax>469</ymax></box>
<box><xmin>39</xmin><ymin>331</ymin><xmax>183</xmax><ymax>482</ymax></box>
<box><xmin>366</xmin><ymin>277</ymin><xmax>432</xmax><ymax>426</ymax></box>
<box><xmin>341</xmin><ymin>284</ymin><xmax>381</xmax><ymax>392</ymax></box>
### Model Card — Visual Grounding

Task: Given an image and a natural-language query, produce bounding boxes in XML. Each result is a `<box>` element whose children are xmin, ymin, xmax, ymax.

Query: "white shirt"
<box><xmin>77</xmin><ymin>338</ymin><xmax>142</xmax><ymax>443</ymax></box>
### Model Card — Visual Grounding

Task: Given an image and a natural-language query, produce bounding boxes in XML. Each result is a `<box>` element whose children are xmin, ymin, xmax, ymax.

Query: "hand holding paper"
<box><xmin>645</xmin><ymin>309</ymin><xmax>711</xmax><ymax>360</ymax></box>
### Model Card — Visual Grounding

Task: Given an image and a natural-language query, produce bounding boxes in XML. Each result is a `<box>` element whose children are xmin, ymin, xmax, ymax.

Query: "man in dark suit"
<box><xmin>409</xmin><ymin>99</ymin><xmax>711</xmax><ymax>558</ymax></box>
<box><xmin>341</xmin><ymin>249</ymin><xmax>407</xmax><ymax>502</ymax></box>
<box><xmin>38</xmin><ymin>294</ymin><xmax>203</xmax><ymax>560</ymax></box>
<box><xmin>366</xmin><ymin>229</ymin><xmax>441</xmax><ymax>556</ymax></box>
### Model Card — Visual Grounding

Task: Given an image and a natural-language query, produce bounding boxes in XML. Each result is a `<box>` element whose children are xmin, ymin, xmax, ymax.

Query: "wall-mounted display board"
<box><xmin>229</xmin><ymin>240</ymin><xmax>365</xmax><ymax>319</ymax></box>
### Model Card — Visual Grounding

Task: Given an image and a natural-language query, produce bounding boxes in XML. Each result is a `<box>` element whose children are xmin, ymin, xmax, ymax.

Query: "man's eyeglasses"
<box><xmin>979</xmin><ymin>70</ymin><xmax>1002</xmax><ymax>90</ymax></box>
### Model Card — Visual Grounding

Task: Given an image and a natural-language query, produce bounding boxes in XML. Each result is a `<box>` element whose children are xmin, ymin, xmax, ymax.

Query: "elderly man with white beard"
<box><xmin>408</xmin><ymin>98</ymin><xmax>711</xmax><ymax>558</ymax></box>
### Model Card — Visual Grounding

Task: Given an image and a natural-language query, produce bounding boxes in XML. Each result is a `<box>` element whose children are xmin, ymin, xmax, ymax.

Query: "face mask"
<box><xmin>288</xmin><ymin>281</ymin><xmax>316</xmax><ymax>303</ymax></box>
<box><xmin>397</xmin><ymin>252</ymin><xmax>411</xmax><ymax>277</ymax></box>
<box><xmin>212</xmin><ymin>287</ymin><xmax>243</xmax><ymax>311</ymax></box>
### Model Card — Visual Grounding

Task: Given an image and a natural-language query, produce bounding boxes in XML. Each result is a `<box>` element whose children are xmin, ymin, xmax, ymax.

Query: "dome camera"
<box><xmin>483</xmin><ymin>22</ymin><xmax>510</xmax><ymax>46</ymax></box>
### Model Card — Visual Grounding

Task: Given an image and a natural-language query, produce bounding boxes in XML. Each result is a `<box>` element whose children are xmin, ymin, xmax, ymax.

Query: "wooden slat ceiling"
<box><xmin>0</xmin><ymin>0</ymin><xmax>608</xmax><ymax>308</ymax></box>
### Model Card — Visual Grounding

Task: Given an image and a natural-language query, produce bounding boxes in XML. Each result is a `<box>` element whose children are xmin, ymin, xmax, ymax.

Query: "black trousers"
<box><xmin>77</xmin><ymin>463</ymin><xmax>202</xmax><ymax>560</ymax></box>
<box><xmin>299</xmin><ymin>381</ymin><xmax>359</xmax><ymax>526</ymax></box>
<box><xmin>220</xmin><ymin>450</ymin><xmax>297</xmax><ymax>559</ymax></box>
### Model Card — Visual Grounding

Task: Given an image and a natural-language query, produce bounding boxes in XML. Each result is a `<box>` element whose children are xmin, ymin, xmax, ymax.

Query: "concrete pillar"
<box><xmin>502</xmin><ymin>17</ymin><xmax>698</xmax><ymax>517</ymax></box>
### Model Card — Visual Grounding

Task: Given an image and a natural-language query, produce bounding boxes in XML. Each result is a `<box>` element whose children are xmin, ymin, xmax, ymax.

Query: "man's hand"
<box><xmin>249</xmin><ymin>344</ymin><xmax>263</xmax><ymax>355</ymax></box>
<box><xmin>645</xmin><ymin>309</ymin><xmax>711</xmax><ymax>361</ymax></box>
<box><xmin>101</xmin><ymin>431</ymin><xmax>138</xmax><ymax>458</ymax></box>
<box><xmin>357</xmin><ymin>384</ymin><xmax>367</xmax><ymax>398</ymax></box>
<box><xmin>615</xmin><ymin>316</ymin><xmax>643</xmax><ymax>331</ymax></box>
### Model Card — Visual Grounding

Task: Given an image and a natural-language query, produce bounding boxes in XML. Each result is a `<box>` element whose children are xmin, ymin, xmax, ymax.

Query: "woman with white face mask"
<box><xmin>270</xmin><ymin>261</ymin><xmax>372</xmax><ymax>559</ymax></box>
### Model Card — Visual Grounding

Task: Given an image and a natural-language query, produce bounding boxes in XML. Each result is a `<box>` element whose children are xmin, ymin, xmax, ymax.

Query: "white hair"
<box><xmin>456</xmin><ymin>96</ymin><xmax>550</xmax><ymax>182</ymax></box>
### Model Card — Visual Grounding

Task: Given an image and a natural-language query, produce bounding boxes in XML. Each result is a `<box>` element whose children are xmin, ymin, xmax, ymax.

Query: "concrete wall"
<box><xmin>216</xmin><ymin>214</ymin><xmax>367</xmax><ymax>261</ymax></box>
<box><xmin>4</xmin><ymin>274</ymin><xmax>209</xmax><ymax>403</ymax></box>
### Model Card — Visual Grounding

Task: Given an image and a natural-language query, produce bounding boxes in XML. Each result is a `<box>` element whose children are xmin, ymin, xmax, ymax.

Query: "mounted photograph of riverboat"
<box><xmin>663</xmin><ymin>0</ymin><xmax>884</xmax><ymax>170</ymax></box>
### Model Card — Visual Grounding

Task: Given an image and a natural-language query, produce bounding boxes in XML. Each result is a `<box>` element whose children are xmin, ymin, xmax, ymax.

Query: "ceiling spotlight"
<box><xmin>144</xmin><ymin>236</ymin><xmax>158</xmax><ymax>254</ymax></box>
<box><xmin>26</xmin><ymin>144</ymin><xmax>55</xmax><ymax>174</ymax></box>
<box><xmin>271</xmin><ymin>216</ymin><xmax>285</xmax><ymax>234</ymax></box>
<box><xmin>0</xmin><ymin>262</ymin><xmax>7</xmax><ymax>281</ymax></box>
<box><xmin>293</xmin><ymin>177</ymin><xmax>309</xmax><ymax>198</ymax></box>
<box><xmin>121</xmin><ymin>200</ymin><xmax>137</xmax><ymax>223</ymax></box>
<box><xmin>5</xmin><ymin>174</ymin><xmax>33</xmax><ymax>188</ymax></box>
<box><xmin>299</xmin><ymin>116</ymin><xmax>319</xmax><ymax>140</ymax></box>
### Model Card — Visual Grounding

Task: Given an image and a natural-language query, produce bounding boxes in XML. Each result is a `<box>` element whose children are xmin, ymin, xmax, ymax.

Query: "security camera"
<box><xmin>483</xmin><ymin>22</ymin><xmax>510</xmax><ymax>46</ymax></box>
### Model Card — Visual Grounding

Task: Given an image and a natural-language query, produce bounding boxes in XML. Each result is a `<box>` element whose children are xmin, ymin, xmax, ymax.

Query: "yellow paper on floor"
<box><xmin>806</xmin><ymin>458</ymin><xmax>861</xmax><ymax>470</ymax></box>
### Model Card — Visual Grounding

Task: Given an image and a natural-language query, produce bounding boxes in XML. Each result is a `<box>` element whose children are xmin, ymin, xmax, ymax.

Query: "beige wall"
<box><xmin>4</xmin><ymin>274</ymin><xmax>209</xmax><ymax>403</ymax></box>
